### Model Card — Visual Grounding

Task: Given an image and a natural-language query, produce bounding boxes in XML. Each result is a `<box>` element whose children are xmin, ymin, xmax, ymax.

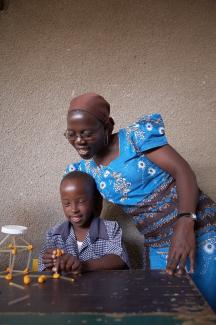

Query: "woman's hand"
<box><xmin>166</xmin><ymin>217</ymin><xmax>196</xmax><ymax>275</ymax></box>
<box><xmin>53</xmin><ymin>254</ymin><xmax>82</xmax><ymax>275</ymax></box>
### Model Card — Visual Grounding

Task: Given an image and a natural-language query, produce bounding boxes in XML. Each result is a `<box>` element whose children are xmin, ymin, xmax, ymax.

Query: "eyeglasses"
<box><xmin>64</xmin><ymin>125</ymin><xmax>102</xmax><ymax>141</ymax></box>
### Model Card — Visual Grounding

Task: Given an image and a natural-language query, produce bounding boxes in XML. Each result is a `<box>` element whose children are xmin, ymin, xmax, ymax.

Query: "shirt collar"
<box><xmin>53</xmin><ymin>216</ymin><xmax>109</xmax><ymax>243</ymax></box>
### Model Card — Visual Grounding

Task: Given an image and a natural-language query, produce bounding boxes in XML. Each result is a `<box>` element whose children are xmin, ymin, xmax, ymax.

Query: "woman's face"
<box><xmin>66</xmin><ymin>111</ymin><xmax>106</xmax><ymax>159</ymax></box>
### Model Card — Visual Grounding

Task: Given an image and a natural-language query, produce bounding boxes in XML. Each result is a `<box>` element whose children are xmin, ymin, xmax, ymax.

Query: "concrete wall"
<box><xmin>0</xmin><ymin>0</ymin><xmax>215</xmax><ymax>267</ymax></box>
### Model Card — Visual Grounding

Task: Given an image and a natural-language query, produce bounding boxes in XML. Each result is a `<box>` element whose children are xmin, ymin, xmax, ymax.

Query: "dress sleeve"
<box><xmin>64</xmin><ymin>161</ymin><xmax>82</xmax><ymax>176</ymax></box>
<box><xmin>104</xmin><ymin>221</ymin><xmax>130</xmax><ymax>268</ymax></box>
<box><xmin>128</xmin><ymin>113</ymin><xmax>168</xmax><ymax>153</ymax></box>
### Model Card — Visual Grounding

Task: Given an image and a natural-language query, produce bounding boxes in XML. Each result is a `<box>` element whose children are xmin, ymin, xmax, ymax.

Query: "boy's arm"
<box><xmin>81</xmin><ymin>254</ymin><xmax>127</xmax><ymax>272</ymax></box>
<box><xmin>38</xmin><ymin>229</ymin><xmax>58</xmax><ymax>272</ymax></box>
<box><xmin>81</xmin><ymin>221</ymin><xmax>129</xmax><ymax>272</ymax></box>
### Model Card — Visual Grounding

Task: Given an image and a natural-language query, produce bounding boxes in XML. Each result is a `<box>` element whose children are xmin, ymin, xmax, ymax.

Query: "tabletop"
<box><xmin>0</xmin><ymin>270</ymin><xmax>215</xmax><ymax>325</ymax></box>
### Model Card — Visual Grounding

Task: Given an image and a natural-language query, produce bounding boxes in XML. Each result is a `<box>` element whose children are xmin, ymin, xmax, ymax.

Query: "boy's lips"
<box><xmin>70</xmin><ymin>215</ymin><xmax>82</xmax><ymax>223</ymax></box>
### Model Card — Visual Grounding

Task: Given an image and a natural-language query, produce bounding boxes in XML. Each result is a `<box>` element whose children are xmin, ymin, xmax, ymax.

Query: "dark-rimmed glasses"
<box><xmin>64</xmin><ymin>125</ymin><xmax>102</xmax><ymax>141</ymax></box>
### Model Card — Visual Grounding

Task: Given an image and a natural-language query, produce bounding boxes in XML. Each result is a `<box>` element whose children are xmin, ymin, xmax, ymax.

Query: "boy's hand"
<box><xmin>42</xmin><ymin>248</ymin><xmax>57</xmax><ymax>269</ymax></box>
<box><xmin>53</xmin><ymin>254</ymin><xmax>82</xmax><ymax>275</ymax></box>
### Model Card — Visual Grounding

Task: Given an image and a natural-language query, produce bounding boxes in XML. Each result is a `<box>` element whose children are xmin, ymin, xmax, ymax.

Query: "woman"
<box><xmin>64</xmin><ymin>92</ymin><xmax>216</xmax><ymax>309</ymax></box>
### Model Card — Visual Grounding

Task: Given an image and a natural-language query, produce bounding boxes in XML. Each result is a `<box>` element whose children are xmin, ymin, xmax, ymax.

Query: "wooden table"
<box><xmin>0</xmin><ymin>270</ymin><xmax>215</xmax><ymax>324</ymax></box>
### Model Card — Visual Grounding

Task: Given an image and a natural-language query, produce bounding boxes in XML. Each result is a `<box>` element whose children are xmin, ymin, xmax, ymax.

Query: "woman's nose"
<box><xmin>75</xmin><ymin>135</ymin><xmax>86</xmax><ymax>144</ymax></box>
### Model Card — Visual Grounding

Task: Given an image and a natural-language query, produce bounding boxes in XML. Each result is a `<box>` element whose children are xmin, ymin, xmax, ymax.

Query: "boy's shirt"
<box><xmin>39</xmin><ymin>217</ymin><xmax>129</xmax><ymax>271</ymax></box>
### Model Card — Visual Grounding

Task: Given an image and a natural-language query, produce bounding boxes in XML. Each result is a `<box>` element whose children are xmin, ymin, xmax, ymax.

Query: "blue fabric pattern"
<box><xmin>64</xmin><ymin>113</ymin><xmax>216</xmax><ymax>309</ymax></box>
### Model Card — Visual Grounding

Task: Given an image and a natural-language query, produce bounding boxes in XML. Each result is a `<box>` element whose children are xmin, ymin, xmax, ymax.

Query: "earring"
<box><xmin>104</xmin><ymin>133</ymin><xmax>109</xmax><ymax>146</ymax></box>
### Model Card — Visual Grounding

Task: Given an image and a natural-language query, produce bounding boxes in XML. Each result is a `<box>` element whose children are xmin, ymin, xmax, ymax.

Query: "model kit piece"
<box><xmin>53</xmin><ymin>248</ymin><xmax>64</xmax><ymax>257</ymax></box>
<box><xmin>0</xmin><ymin>225</ymin><xmax>33</xmax><ymax>276</ymax></box>
<box><xmin>38</xmin><ymin>275</ymin><xmax>47</xmax><ymax>283</ymax></box>
<box><xmin>5</xmin><ymin>273</ymin><xmax>13</xmax><ymax>281</ymax></box>
<box><xmin>23</xmin><ymin>275</ymin><xmax>31</xmax><ymax>285</ymax></box>
<box><xmin>52</xmin><ymin>248</ymin><xmax>64</xmax><ymax>278</ymax></box>
<box><xmin>52</xmin><ymin>273</ymin><xmax>60</xmax><ymax>279</ymax></box>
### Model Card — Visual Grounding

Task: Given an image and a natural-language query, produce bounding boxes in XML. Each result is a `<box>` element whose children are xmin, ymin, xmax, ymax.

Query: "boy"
<box><xmin>39</xmin><ymin>171</ymin><xmax>129</xmax><ymax>274</ymax></box>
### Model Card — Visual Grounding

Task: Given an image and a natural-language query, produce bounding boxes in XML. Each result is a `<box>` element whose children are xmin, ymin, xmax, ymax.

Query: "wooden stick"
<box><xmin>60</xmin><ymin>275</ymin><xmax>75</xmax><ymax>282</ymax></box>
<box><xmin>20</xmin><ymin>237</ymin><xmax>30</xmax><ymax>245</ymax></box>
<box><xmin>0</xmin><ymin>234</ymin><xmax>10</xmax><ymax>246</ymax></box>
<box><xmin>8</xmin><ymin>294</ymin><xmax>30</xmax><ymax>305</ymax></box>
<box><xmin>26</xmin><ymin>250</ymin><xmax>32</xmax><ymax>269</ymax></box>
<box><xmin>9</xmin><ymin>282</ymin><xmax>25</xmax><ymax>290</ymax></box>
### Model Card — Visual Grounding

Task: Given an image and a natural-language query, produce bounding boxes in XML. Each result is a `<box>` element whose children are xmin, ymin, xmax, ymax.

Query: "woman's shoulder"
<box><xmin>127</xmin><ymin>113</ymin><xmax>165</xmax><ymax>131</ymax></box>
<box><xmin>64</xmin><ymin>160</ymin><xmax>86</xmax><ymax>174</ymax></box>
<box><xmin>120</xmin><ymin>113</ymin><xmax>167</xmax><ymax>153</ymax></box>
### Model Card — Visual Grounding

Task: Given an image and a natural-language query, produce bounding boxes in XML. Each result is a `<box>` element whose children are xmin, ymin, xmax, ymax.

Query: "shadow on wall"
<box><xmin>101</xmin><ymin>200</ymin><xmax>144</xmax><ymax>269</ymax></box>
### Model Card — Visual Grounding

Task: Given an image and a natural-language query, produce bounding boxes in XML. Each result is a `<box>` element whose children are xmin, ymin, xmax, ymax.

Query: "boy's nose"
<box><xmin>71</xmin><ymin>202</ymin><xmax>79</xmax><ymax>213</ymax></box>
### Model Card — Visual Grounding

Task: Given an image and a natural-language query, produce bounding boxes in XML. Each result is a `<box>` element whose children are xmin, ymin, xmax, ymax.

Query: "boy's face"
<box><xmin>60</xmin><ymin>178</ymin><xmax>94</xmax><ymax>229</ymax></box>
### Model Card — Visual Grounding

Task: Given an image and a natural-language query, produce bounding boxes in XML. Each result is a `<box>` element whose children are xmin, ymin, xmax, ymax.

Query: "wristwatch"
<box><xmin>177</xmin><ymin>212</ymin><xmax>197</xmax><ymax>221</ymax></box>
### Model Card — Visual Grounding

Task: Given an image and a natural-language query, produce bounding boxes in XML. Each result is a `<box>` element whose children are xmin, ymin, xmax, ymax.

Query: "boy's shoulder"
<box><xmin>47</xmin><ymin>220</ymin><xmax>69</xmax><ymax>236</ymax></box>
<box><xmin>101</xmin><ymin>219</ymin><xmax>122</xmax><ymax>235</ymax></box>
<box><xmin>102</xmin><ymin>219</ymin><xmax>119</xmax><ymax>228</ymax></box>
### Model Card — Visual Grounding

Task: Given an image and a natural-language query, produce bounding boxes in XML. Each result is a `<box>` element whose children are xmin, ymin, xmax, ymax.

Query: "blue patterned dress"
<box><xmin>65</xmin><ymin>113</ymin><xmax>216</xmax><ymax>309</ymax></box>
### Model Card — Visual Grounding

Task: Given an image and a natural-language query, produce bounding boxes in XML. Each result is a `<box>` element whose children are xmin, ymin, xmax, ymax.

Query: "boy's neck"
<box><xmin>72</xmin><ymin>218</ymin><xmax>92</xmax><ymax>241</ymax></box>
<box><xmin>74</xmin><ymin>226</ymin><xmax>89</xmax><ymax>242</ymax></box>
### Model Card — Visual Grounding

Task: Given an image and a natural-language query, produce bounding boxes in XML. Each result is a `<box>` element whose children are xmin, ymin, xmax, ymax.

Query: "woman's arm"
<box><xmin>145</xmin><ymin>144</ymin><xmax>199</xmax><ymax>275</ymax></box>
<box><xmin>81</xmin><ymin>254</ymin><xmax>127</xmax><ymax>272</ymax></box>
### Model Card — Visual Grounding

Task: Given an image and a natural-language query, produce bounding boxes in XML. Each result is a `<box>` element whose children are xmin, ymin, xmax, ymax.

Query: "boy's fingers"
<box><xmin>54</xmin><ymin>258</ymin><xmax>60</xmax><ymax>273</ymax></box>
<box><xmin>71</xmin><ymin>259</ymin><xmax>80</xmax><ymax>271</ymax></box>
<box><xmin>43</xmin><ymin>259</ymin><xmax>54</xmax><ymax>266</ymax></box>
<box><xmin>44</xmin><ymin>262</ymin><xmax>54</xmax><ymax>268</ymax></box>
<box><xmin>66</xmin><ymin>259</ymin><xmax>74</xmax><ymax>272</ymax></box>
<box><xmin>59</xmin><ymin>258</ymin><xmax>66</xmax><ymax>271</ymax></box>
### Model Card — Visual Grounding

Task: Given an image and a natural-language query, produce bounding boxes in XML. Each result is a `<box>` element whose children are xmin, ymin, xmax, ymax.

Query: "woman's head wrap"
<box><xmin>68</xmin><ymin>92</ymin><xmax>114</xmax><ymax>133</ymax></box>
<box><xmin>69</xmin><ymin>93</ymin><xmax>110</xmax><ymax>123</ymax></box>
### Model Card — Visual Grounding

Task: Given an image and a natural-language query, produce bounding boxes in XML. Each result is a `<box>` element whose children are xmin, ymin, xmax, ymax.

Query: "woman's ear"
<box><xmin>105</xmin><ymin>117</ymin><xmax>115</xmax><ymax>135</ymax></box>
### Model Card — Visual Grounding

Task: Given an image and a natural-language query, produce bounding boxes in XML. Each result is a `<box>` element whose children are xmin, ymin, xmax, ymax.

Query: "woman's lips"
<box><xmin>76</xmin><ymin>147</ymin><xmax>90</xmax><ymax>156</ymax></box>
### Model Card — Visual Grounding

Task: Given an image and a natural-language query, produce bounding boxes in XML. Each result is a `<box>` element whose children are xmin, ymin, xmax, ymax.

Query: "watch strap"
<box><xmin>177</xmin><ymin>212</ymin><xmax>197</xmax><ymax>221</ymax></box>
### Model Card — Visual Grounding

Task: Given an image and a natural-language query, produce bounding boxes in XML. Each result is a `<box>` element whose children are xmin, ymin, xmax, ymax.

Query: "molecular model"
<box><xmin>0</xmin><ymin>225</ymin><xmax>33</xmax><ymax>280</ymax></box>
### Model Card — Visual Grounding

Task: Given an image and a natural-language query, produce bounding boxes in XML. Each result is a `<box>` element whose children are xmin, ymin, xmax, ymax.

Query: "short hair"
<box><xmin>61</xmin><ymin>171</ymin><xmax>96</xmax><ymax>193</ymax></box>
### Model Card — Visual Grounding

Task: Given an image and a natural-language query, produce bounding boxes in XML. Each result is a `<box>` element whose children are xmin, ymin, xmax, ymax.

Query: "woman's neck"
<box><xmin>93</xmin><ymin>133</ymin><xmax>119</xmax><ymax>166</ymax></box>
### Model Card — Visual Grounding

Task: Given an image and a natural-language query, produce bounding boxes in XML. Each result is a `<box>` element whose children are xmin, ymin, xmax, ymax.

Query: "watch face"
<box><xmin>191</xmin><ymin>213</ymin><xmax>197</xmax><ymax>220</ymax></box>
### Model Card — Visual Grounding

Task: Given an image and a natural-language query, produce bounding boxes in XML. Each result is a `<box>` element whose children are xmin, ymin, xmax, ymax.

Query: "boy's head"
<box><xmin>60</xmin><ymin>171</ymin><xmax>102</xmax><ymax>228</ymax></box>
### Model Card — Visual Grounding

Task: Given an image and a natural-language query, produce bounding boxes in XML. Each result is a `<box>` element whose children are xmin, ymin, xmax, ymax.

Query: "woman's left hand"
<box><xmin>166</xmin><ymin>217</ymin><xmax>196</xmax><ymax>275</ymax></box>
